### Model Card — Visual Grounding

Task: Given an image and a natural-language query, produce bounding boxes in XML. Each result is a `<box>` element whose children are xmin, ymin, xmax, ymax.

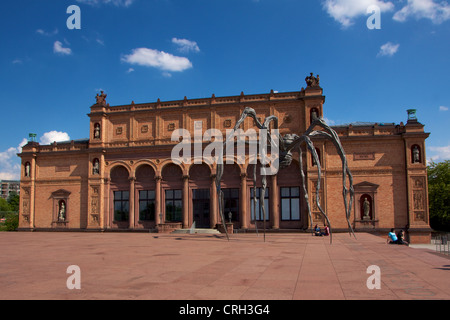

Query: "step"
<box><xmin>171</xmin><ymin>228</ymin><xmax>221</xmax><ymax>235</ymax></box>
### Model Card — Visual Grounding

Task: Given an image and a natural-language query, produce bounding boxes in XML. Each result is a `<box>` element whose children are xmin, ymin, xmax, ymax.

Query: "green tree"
<box><xmin>0</xmin><ymin>198</ymin><xmax>11</xmax><ymax>214</ymax></box>
<box><xmin>427</xmin><ymin>160</ymin><xmax>450</xmax><ymax>231</ymax></box>
<box><xmin>7</xmin><ymin>192</ymin><xmax>20</xmax><ymax>212</ymax></box>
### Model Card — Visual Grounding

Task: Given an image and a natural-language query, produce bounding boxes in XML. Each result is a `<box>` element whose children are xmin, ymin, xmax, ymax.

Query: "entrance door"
<box><xmin>192</xmin><ymin>189</ymin><xmax>210</xmax><ymax>228</ymax></box>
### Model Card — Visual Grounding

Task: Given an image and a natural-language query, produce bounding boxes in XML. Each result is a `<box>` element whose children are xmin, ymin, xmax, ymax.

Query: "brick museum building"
<box><xmin>18</xmin><ymin>74</ymin><xmax>432</xmax><ymax>243</ymax></box>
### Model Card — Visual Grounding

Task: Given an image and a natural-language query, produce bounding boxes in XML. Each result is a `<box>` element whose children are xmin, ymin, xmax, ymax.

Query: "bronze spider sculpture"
<box><xmin>215</xmin><ymin>107</ymin><xmax>355</xmax><ymax>243</ymax></box>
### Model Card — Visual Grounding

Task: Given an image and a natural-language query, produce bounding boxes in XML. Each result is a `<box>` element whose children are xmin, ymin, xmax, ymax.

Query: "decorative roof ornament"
<box><xmin>305</xmin><ymin>73</ymin><xmax>320</xmax><ymax>88</ymax></box>
<box><xmin>95</xmin><ymin>91</ymin><xmax>107</xmax><ymax>106</ymax></box>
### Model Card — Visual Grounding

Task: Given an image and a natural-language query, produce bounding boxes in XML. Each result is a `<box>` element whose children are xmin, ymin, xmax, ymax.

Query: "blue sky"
<box><xmin>0</xmin><ymin>0</ymin><xmax>449</xmax><ymax>179</ymax></box>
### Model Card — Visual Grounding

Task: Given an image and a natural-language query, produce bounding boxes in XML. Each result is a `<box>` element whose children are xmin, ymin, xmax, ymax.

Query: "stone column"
<box><xmin>29</xmin><ymin>155</ymin><xmax>37</xmax><ymax>229</ymax></box>
<box><xmin>271</xmin><ymin>174</ymin><xmax>279</xmax><ymax>229</ymax></box>
<box><xmin>129</xmin><ymin>177</ymin><xmax>136</xmax><ymax>229</ymax></box>
<box><xmin>240</xmin><ymin>173</ymin><xmax>248</xmax><ymax>229</ymax></box>
<box><xmin>210</xmin><ymin>174</ymin><xmax>217</xmax><ymax>228</ymax></box>
<box><xmin>182</xmin><ymin>175</ymin><xmax>189</xmax><ymax>228</ymax></box>
<box><xmin>103</xmin><ymin>178</ymin><xmax>110</xmax><ymax>229</ymax></box>
<box><xmin>155</xmin><ymin>176</ymin><xmax>162</xmax><ymax>225</ymax></box>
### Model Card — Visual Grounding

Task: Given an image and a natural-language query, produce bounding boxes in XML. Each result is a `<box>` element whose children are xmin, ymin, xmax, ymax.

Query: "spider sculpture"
<box><xmin>215</xmin><ymin>107</ymin><xmax>355</xmax><ymax>243</ymax></box>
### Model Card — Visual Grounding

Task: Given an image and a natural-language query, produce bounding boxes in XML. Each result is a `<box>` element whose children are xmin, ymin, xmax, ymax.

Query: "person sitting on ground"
<box><xmin>396</xmin><ymin>230</ymin><xmax>409</xmax><ymax>246</ymax></box>
<box><xmin>323</xmin><ymin>224</ymin><xmax>330</xmax><ymax>236</ymax></box>
<box><xmin>387</xmin><ymin>228</ymin><xmax>399</xmax><ymax>244</ymax></box>
<box><xmin>314</xmin><ymin>224</ymin><xmax>322</xmax><ymax>236</ymax></box>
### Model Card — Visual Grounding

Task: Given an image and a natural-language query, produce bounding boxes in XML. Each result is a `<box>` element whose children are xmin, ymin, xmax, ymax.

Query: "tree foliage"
<box><xmin>427</xmin><ymin>160</ymin><xmax>450</xmax><ymax>231</ymax></box>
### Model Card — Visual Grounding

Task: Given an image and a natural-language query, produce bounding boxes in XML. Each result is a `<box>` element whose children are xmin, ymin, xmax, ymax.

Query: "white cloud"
<box><xmin>36</xmin><ymin>28</ymin><xmax>58</xmax><ymax>36</ymax></box>
<box><xmin>12</xmin><ymin>59</ymin><xmax>22</xmax><ymax>64</ymax></box>
<box><xmin>40</xmin><ymin>131</ymin><xmax>71</xmax><ymax>145</ymax></box>
<box><xmin>53</xmin><ymin>41</ymin><xmax>72</xmax><ymax>55</ymax></box>
<box><xmin>440</xmin><ymin>106</ymin><xmax>449</xmax><ymax>111</ymax></box>
<box><xmin>377</xmin><ymin>42</ymin><xmax>400</xmax><ymax>56</ymax></box>
<box><xmin>76</xmin><ymin>0</ymin><xmax>135</xmax><ymax>7</ymax></box>
<box><xmin>393</xmin><ymin>0</ymin><xmax>450</xmax><ymax>24</ymax></box>
<box><xmin>428</xmin><ymin>145</ymin><xmax>450</xmax><ymax>162</ymax></box>
<box><xmin>121</xmin><ymin>48</ymin><xmax>193</xmax><ymax>72</ymax></box>
<box><xmin>126</xmin><ymin>68</ymin><xmax>135</xmax><ymax>73</ymax></box>
<box><xmin>0</xmin><ymin>139</ymin><xmax>28</xmax><ymax>180</ymax></box>
<box><xmin>322</xmin><ymin>0</ymin><xmax>395</xmax><ymax>27</ymax></box>
<box><xmin>172</xmin><ymin>38</ymin><xmax>200</xmax><ymax>53</ymax></box>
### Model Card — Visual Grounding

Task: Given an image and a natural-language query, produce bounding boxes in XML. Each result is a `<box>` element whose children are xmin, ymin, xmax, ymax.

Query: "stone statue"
<box><xmin>305</xmin><ymin>73</ymin><xmax>320</xmax><ymax>88</ymax></box>
<box><xmin>363</xmin><ymin>197</ymin><xmax>371</xmax><ymax>220</ymax></box>
<box><xmin>25</xmin><ymin>162</ymin><xmax>30</xmax><ymax>177</ymax></box>
<box><xmin>59</xmin><ymin>201</ymin><xmax>66</xmax><ymax>221</ymax></box>
<box><xmin>93</xmin><ymin>159</ymin><xmax>100</xmax><ymax>175</ymax></box>
<box><xmin>94</xmin><ymin>124</ymin><xmax>100</xmax><ymax>139</ymax></box>
<box><xmin>95</xmin><ymin>91</ymin><xmax>107</xmax><ymax>106</ymax></box>
<box><xmin>413</xmin><ymin>146</ymin><xmax>420</xmax><ymax>163</ymax></box>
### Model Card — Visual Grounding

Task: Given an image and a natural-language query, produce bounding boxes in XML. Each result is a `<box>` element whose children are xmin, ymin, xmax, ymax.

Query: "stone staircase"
<box><xmin>171</xmin><ymin>228</ymin><xmax>221</xmax><ymax>235</ymax></box>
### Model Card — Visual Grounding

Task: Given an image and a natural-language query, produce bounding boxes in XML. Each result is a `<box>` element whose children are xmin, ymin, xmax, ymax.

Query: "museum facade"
<box><xmin>18</xmin><ymin>75</ymin><xmax>432</xmax><ymax>243</ymax></box>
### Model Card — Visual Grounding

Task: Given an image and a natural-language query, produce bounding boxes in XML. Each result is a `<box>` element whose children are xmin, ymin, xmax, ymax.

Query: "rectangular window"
<box><xmin>222</xmin><ymin>188</ymin><xmax>240</xmax><ymax>222</ymax></box>
<box><xmin>114</xmin><ymin>191</ymin><xmax>129</xmax><ymax>222</ymax></box>
<box><xmin>139</xmin><ymin>190</ymin><xmax>155</xmax><ymax>221</ymax></box>
<box><xmin>280</xmin><ymin>187</ymin><xmax>300</xmax><ymax>221</ymax></box>
<box><xmin>165</xmin><ymin>189</ymin><xmax>182</xmax><ymax>222</ymax></box>
<box><xmin>250</xmin><ymin>187</ymin><xmax>270</xmax><ymax>221</ymax></box>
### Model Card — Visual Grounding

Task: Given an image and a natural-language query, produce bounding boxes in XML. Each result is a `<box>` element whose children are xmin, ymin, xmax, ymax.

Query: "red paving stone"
<box><xmin>0</xmin><ymin>232</ymin><xmax>449</xmax><ymax>300</ymax></box>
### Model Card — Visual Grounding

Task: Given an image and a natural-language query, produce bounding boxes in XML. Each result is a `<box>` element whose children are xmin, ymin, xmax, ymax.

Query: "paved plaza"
<box><xmin>0</xmin><ymin>231</ymin><xmax>449</xmax><ymax>300</ymax></box>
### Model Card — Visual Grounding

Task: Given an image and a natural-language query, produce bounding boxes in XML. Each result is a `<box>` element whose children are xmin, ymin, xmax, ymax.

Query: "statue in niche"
<box><xmin>363</xmin><ymin>197</ymin><xmax>371</xmax><ymax>220</ymax></box>
<box><xmin>305</xmin><ymin>73</ymin><xmax>320</xmax><ymax>87</ymax></box>
<box><xmin>93</xmin><ymin>159</ymin><xmax>100</xmax><ymax>175</ymax></box>
<box><xmin>58</xmin><ymin>201</ymin><xmax>66</xmax><ymax>221</ymax></box>
<box><xmin>95</xmin><ymin>91</ymin><xmax>107</xmax><ymax>106</ymax></box>
<box><xmin>94</xmin><ymin>124</ymin><xmax>101</xmax><ymax>139</ymax></box>
<box><xmin>412</xmin><ymin>146</ymin><xmax>420</xmax><ymax>163</ymax></box>
<box><xmin>25</xmin><ymin>162</ymin><xmax>31</xmax><ymax>177</ymax></box>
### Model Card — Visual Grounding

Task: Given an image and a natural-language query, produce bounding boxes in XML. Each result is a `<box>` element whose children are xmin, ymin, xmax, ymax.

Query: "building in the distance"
<box><xmin>18</xmin><ymin>74</ymin><xmax>432</xmax><ymax>243</ymax></box>
<box><xmin>0</xmin><ymin>180</ymin><xmax>20</xmax><ymax>200</ymax></box>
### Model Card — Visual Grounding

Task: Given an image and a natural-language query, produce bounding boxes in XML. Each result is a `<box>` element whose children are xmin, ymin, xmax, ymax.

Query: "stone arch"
<box><xmin>107</xmin><ymin>161</ymin><xmax>131</xmax><ymax>179</ymax></box>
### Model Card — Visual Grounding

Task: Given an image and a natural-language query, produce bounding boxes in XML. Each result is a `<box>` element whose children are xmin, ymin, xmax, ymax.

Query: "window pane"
<box><xmin>281</xmin><ymin>199</ymin><xmax>290</xmax><ymax>220</ymax></box>
<box><xmin>231</xmin><ymin>188</ymin><xmax>239</xmax><ymax>198</ymax></box>
<box><xmin>281</xmin><ymin>188</ymin><xmax>290</xmax><ymax>197</ymax></box>
<box><xmin>114</xmin><ymin>191</ymin><xmax>122</xmax><ymax>200</ymax></box>
<box><xmin>122</xmin><ymin>191</ymin><xmax>129</xmax><ymax>200</ymax></box>
<box><xmin>291</xmin><ymin>198</ymin><xmax>300</xmax><ymax>220</ymax></box>
<box><xmin>165</xmin><ymin>190</ymin><xmax>173</xmax><ymax>199</ymax></box>
<box><xmin>148</xmin><ymin>190</ymin><xmax>155</xmax><ymax>200</ymax></box>
<box><xmin>291</xmin><ymin>187</ymin><xmax>300</xmax><ymax>197</ymax></box>
<box><xmin>174</xmin><ymin>190</ymin><xmax>182</xmax><ymax>199</ymax></box>
<box><xmin>139</xmin><ymin>190</ymin><xmax>147</xmax><ymax>199</ymax></box>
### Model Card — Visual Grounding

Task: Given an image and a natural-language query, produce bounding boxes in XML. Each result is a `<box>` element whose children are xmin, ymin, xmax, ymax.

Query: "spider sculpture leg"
<box><xmin>307</xmin><ymin>125</ymin><xmax>355</xmax><ymax>238</ymax></box>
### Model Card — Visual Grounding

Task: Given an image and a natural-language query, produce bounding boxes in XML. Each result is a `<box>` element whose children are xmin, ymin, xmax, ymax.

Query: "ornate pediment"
<box><xmin>51</xmin><ymin>189</ymin><xmax>72</xmax><ymax>198</ymax></box>
<box><xmin>354</xmin><ymin>181</ymin><xmax>379</xmax><ymax>190</ymax></box>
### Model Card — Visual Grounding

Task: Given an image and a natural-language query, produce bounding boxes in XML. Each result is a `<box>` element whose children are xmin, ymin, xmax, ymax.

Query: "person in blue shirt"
<box><xmin>387</xmin><ymin>228</ymin><xmax>399</xmax><ymax>244</ymax></box>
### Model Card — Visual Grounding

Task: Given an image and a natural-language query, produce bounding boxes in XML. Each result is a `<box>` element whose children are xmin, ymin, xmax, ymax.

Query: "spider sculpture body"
<box><xmin>215</xmin><ymin>107</ymin><xmax>355</xmax><ymax>243</ymax></box>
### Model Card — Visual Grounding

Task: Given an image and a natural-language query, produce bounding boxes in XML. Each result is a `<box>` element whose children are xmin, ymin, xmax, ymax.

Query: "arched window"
<box><xmin>110</xmin><ymin>166</ymin><xmax>130</xmax><ymax>224</ymax></box>
<box><xmin>411</xmin><ymin>144</ymin><xmax>421</xmax><ymax>164</ymax></box>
